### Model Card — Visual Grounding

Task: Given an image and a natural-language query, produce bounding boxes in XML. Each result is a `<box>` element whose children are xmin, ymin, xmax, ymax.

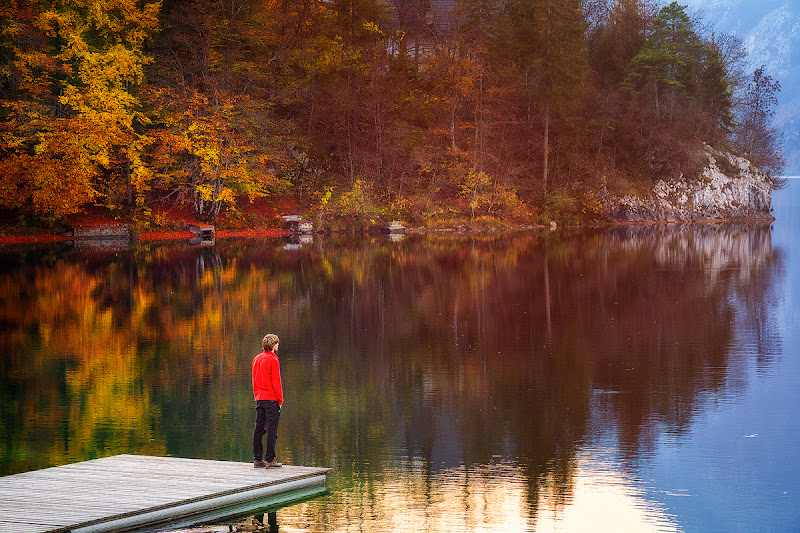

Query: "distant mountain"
<box><xmin>682</xmin><ymin>0</ymin><xmax>800</xmax><ymax>174</ymax></box>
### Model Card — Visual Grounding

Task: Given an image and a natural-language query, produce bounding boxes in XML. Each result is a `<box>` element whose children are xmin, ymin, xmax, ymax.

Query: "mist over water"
<box><xmin>2</xmin><ymin>182</ymin><xmax>800</xmax><ymax>531</ymax></box>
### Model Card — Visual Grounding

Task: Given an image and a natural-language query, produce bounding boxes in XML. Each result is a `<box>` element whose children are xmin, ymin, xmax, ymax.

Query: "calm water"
<box><xmin>2</xmin><ymin>181</ymin><xmax>800</xmax><ymax>532</ymax></box>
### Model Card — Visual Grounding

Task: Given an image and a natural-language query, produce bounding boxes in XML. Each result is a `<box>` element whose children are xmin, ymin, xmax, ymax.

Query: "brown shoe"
<box><xmin>265</xmin><ymin>460</ymin><xmax>282</xmax><ymax>467</ymax></box>
<box><xmin>254</xmin><ymin>459</ymin><xmax>267</xmax><ymax>468</ymax></box>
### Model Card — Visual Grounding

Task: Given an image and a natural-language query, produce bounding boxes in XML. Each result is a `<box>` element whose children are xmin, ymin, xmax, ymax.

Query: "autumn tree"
<box><xmin>733</xmin><ymin>66</ymin><xmax>785</xmax><ymax>181</ymax></box>
<box><xmin>273</xmin><ymin>0</ymin><xmax>400</xmax><ymax>202</ymax></box>
<box><xmin>460</xmin><ymin>0</ymin><xmax>498</xmax><ymax>175</ymax></box>
<box><xmin>496</xmin><ymin>0</ymin><xmax>586</xmax><ymax>194</ymax></box>
<box><xmin>0</xmin><ymin>0</ymin><xmax>161</xmax><ymax>219</ymax></box>
<box><xmin>389</xmin><ymin>0</ymin><xmax>429</xmax><ymax>61</ymax></box>
<box><xmin>147</xmin><ymin>0</ymin><xmax>213</xmax><ymax>93</ymax></box>
<box><xmin>0</xmin><ymin>0</ymin><xmax>785</xmax><ymax>226</ymax></box>
<box><xmin>0</xmin><ymin>2</ymin><xmax>23</xmax><ymax>99</ymax></box>
<box><xmin>424</xmin><ymin>26</ymin><xmax>482</xmax><ymax>156</ymax></box>
<box><xmin>145</xmin><ymin>0</ymin><xmax>314</xmax><ymax>219</ymax></box>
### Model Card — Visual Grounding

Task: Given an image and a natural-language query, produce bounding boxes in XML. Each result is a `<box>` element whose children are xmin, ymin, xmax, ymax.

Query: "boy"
<box><xmin>252</xmin><ymin>333</ymin><xmax>283</xmax><ymax>468</ymax></box>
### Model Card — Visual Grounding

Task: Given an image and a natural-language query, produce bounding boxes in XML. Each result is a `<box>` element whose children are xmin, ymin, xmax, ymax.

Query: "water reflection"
<box><xmin>540</xmin><ymin>450</ymin><xmax>680</xmax><ymax>532</ymax></box>
<box><xmin>0</xmin><ymin>222</ymin><xmax>783</xmax><ymax>530</ymax></box>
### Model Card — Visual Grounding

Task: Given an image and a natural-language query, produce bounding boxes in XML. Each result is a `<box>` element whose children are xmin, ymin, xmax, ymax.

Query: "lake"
<box><xmin>1</xmin><ymin>180</ymin><xmax>799</xmax><ymax>532</ymax></box>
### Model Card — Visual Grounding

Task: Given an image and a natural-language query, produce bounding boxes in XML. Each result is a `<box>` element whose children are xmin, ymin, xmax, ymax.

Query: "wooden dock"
<box><xmin>188</xmin><ymin>224</ymin><xmax>215</xmax><ymax>246</ymax></box>
<box><xmin>72</xmin><ymin>224</ymin><xmax>131</xmax><ymax>240</ymax></box>
<box><xmin>281</xmin><ymin>215</ymin><xmax>313</xmax><ymax>234</ymax></box>
<box><xmin>188</xmin><ymin>224</ymin><xmax>214</xmax><ymax>239</ymax></box>
<box><xmin>0</xmin><ymin>454</ymin><xmax>330</xmax><ymax>533</ymax></box>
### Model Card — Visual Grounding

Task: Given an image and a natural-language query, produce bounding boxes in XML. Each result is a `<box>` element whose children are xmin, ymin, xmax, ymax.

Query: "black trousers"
<box><xmin>253</xmin><ymin>400</ymin><xmax>281</xmax><ymax>461</ymax></box>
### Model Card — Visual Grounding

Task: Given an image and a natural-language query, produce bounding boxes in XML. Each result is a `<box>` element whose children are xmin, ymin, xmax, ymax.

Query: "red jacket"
<box><xmin>252</xmin><ymin>350</ymin><xmax>283</xmax><ymax>405</ymax></box>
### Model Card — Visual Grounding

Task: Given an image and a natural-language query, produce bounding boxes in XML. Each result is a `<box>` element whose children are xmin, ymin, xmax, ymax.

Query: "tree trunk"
<box><xmin>374</xmin><ymin>61</ymin><xmax>382</xmax><ymax>184</ymax></box>
<box><xmin>543</xmin><ymin>0</ymin><xmax>552</xmax><ymax>196</ymax></box>
<box><xmin>450</xmin><ymin>103</ymin><xmax>457</xmax><ymax>151</ymax></box>
<box><xmin>125</xmin><ymin>161</ymin><xmax>132</xmax><ymax>206</ymax></box>
<box><xmin>543</xmin><ymin>104</ymin><xmax>550</xmax><ymax>195</ymax></box>
<box><xmin>347</xmin><ymin>70</ymin><xmax>355</xmax><ymax>183</ymax></box>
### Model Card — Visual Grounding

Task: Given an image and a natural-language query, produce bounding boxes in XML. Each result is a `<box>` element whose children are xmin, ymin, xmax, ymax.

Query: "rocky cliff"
<box><xmin>608</xmin><ymin>146</ymin><xmax>775</xmax><ymax>222</ymax></box>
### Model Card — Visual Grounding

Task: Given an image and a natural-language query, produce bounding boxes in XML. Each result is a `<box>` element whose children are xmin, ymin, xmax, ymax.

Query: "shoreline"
<box><xmin>0</xmin><ymin>216</ymin><xmax>776</xmax><ymax>246</ymax></box>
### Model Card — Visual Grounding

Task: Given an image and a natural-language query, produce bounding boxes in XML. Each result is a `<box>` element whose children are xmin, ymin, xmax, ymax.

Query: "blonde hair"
<box><xmin>262</xmin><ymin>333</ymin><xmax>280</xmax><ymax>351</ymax></box>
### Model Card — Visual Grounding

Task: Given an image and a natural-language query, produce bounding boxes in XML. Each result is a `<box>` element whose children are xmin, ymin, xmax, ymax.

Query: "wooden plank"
<box><xmin>187</xmin><ymin>224</ymin><xmax>215</xmax><ymax>239</ymax></box>
<box><xmin>72</xmin><ymin>225</ymin><xmax>131</xmax><ymax>239</ymax></box>
<box><xmin>0</xmin><ymin>455</ymin><xmax>330</xmax><ymax>533</ymax></box>
<box><xmin>0</xmin><ymin>522</ymin><xmax>61</xmax><ymax>533</ymax></box>
<box><xmin>188</xmin><ymin>224</ymin><xmax>214</xmax><ymax>232</ymax></box>
<box><xmin>382</xmin><ymin>221</ymin><xmax>405</xmax><ymax>233</ymax></box>
<box><xmin>0</xmin><ymin>518</ymin><xmax>66</xmax><ymax>528</ymax></box>
<box><xmin>1</xmin><ymin>462</ymin><xmax>325</xmax><ymax>497</ymax></box>
<box><xmin>75</xmin><ymin>475</ymin><xmax>329</xmax><ymax>533</ymax></box>
<box><xmin>0</xmin><ymin>466</ymin><xmax>329</xmax><ymax>530</ymax></box>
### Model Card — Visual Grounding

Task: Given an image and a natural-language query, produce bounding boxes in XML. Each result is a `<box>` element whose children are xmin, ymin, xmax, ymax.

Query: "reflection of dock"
<box><xmin>284</xmin><ymin>233</ymin><xmax>313</xmax><ymax>250</ymax></box>
<box><xmin>0</xmin><ymin>454</ymin><xmax>330</xmax><ymax>533</ymax></box>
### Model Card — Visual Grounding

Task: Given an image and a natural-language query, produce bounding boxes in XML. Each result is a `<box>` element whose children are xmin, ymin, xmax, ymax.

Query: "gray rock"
<box><xmin>608</xmin><ymin>145</ymin><xmax>775</xmax><ymax>222</ymax></box>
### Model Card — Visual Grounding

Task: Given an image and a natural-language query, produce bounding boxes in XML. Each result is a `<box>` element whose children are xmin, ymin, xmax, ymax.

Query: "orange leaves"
<box><xmin>146</xmin><ymin>87</ymin><xmax>289</xmax><ymax>219</ymax></box>
<box><xmin>38</xmin><ymin>0</ymin><xmax>161</xmax><ymax>48</ymax></box>
<box><xmin>0</xmin><ymin>0</ymin><xmax>162</xmax><ymax>217</ymax></box>
<box><xmin>0</xmin><ymin>111</ymin><xmax>103</xmax><ymax>218</ymax></box>
<box><xmin>0</xmin><ymin>157</ymin><xmax>30</xmax><ymax>211</ymax></box>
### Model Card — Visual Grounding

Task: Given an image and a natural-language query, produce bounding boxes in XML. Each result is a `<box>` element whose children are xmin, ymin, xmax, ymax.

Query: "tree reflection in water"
<box><xmin>0</xmin><ymin>223</ymin><xmax>781</xmax><ymax>530</ymax></box>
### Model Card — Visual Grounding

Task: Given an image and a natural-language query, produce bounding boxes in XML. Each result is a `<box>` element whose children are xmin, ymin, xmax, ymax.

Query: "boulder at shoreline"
<box><xmin>607</xmin><ymin>145</ymin><xmax>774</xmax><ymax>222</ymax></box>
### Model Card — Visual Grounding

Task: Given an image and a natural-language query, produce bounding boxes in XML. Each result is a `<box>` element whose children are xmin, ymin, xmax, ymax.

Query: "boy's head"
<box><xmin>262</xmin><ymin>333</ymin><xmax>280</xmax><ymax>352</ymax></box>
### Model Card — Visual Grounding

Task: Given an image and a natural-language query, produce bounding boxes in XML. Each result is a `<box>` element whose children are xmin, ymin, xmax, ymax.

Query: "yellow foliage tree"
<box><xmin>0</xmin><ymin>0</ymin><xmax>160</xmax><ymax>219</ymax></box>
<box><xmin>148</xmin><ymin>90</ymin><xmax>289</xmax><ymax>220</ymax></box>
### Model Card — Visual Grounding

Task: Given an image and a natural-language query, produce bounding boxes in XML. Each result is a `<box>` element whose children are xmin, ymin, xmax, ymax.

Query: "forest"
<box><xmin>0</xmin><ymin>0</ymin><xmax>787</xmax><ymax>229</ymax></box>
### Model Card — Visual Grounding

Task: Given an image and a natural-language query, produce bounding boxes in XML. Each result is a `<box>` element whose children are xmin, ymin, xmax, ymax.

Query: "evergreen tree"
<box><xmin>622</xmin><ymin>1</ymin><xmax>703</xmax><ymax>123</ymax></box>
<box><xmin>698</xmin><ymin>36</ymin><xmax>733</xmax><ymax>140</ymax></box>
<box><xmin>588</xmin><ymin>0</ymin><xmax>656</xmax><ymax>85</ymax></box>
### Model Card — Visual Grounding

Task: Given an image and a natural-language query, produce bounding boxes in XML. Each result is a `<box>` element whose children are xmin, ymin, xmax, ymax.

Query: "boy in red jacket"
<box><xmin>252</xmin><ymin>333</ymin><xmax>283</xmax><ymax>468</ymax></box>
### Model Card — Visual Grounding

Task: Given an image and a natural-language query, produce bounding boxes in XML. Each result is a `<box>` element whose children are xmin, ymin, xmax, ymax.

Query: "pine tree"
<box><xmin>588</xmin><ymin>0</ymin><xmax>656</xmax><ymax>85</ymax></box>
<box><xmin>622</xmin><ymin>1</ymin><xmax>703</xmax><ymax>123</ymax></box>
<box><xmin>698</xmin><ymin>36</ymin><xmax>733</xmax><ymax>141</ymax></box>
